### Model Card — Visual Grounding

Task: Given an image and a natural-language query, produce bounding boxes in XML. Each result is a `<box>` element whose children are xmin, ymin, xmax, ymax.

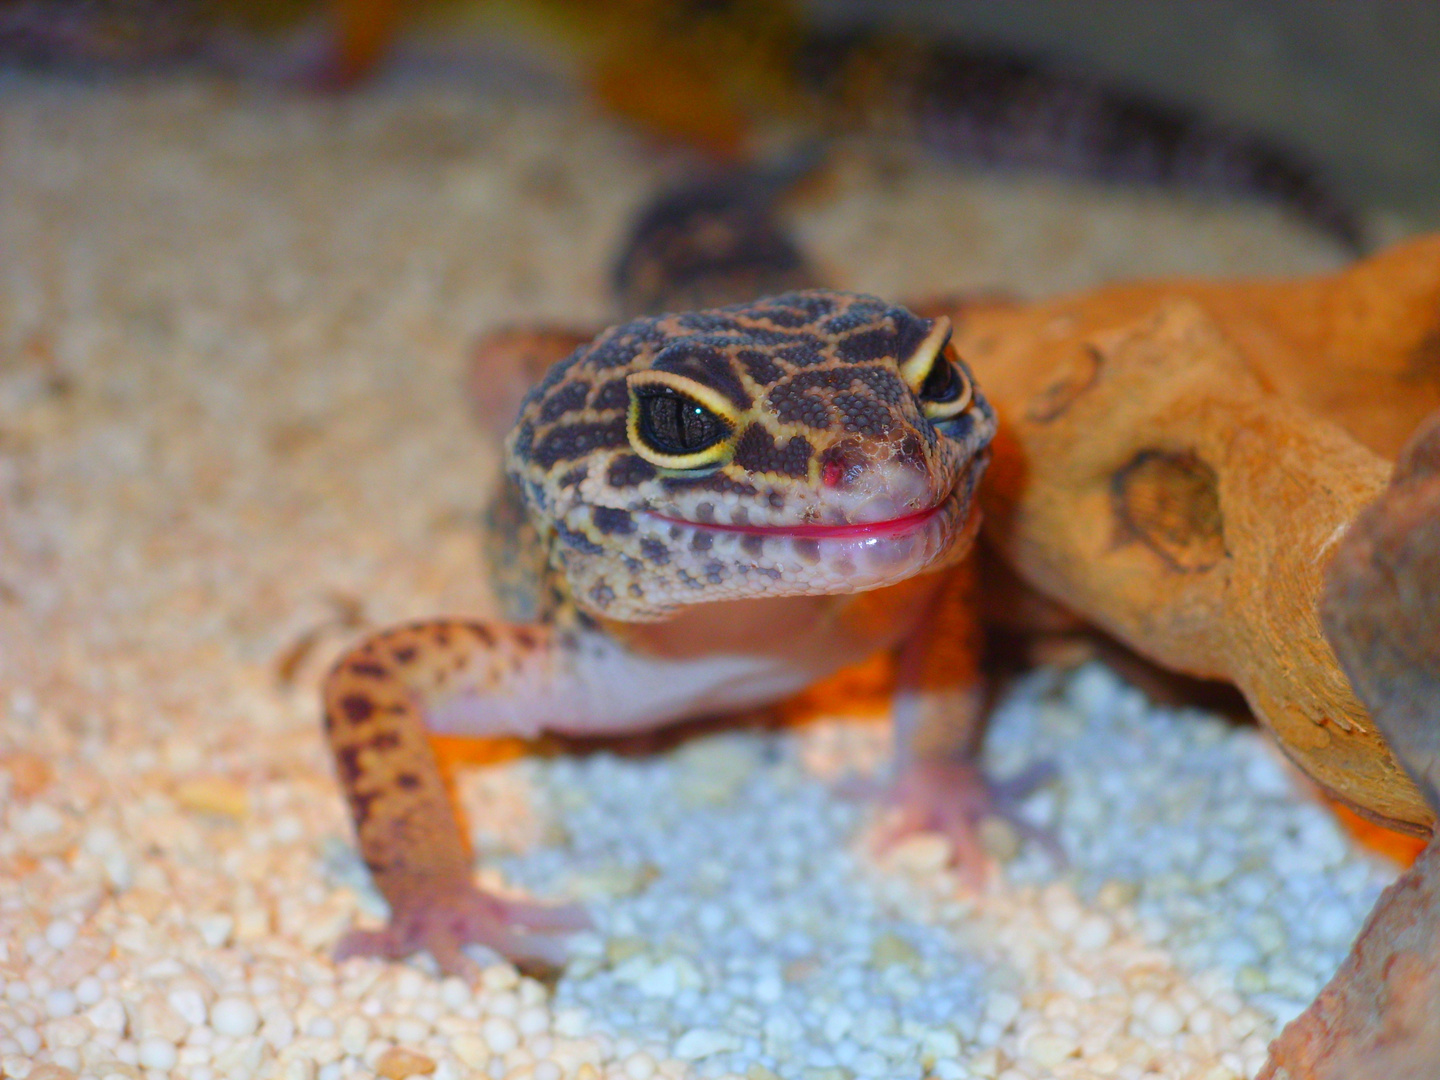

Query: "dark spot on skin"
<box><xmin>348</xmin><ymin>660</ymin><xmax>388</xmax><ymax>679</ymax></box>
<box><xmin>392</xmin><ymin>646</ymin><xmax>416</xmax><ymax>664</ymax></box>
<box><xmin>352</xmin><ymin>791</ymin><xmax>380</xmax><ymax>824</ymax></box>
<box><xmin>630</xmin><ymin>583</ymin><xmax>643</xmax><ymax>597</ymax></box>
<box><xmin>539</xmin><ymin>379</ymin><xmax>590</xmax><ymax>422</ymax></box>
<box><xmin>557</xmin><ymin>523</ymin><xmax>606</xmax><ymax>555</ymax></box>
<box><xmin>895</xmin><ymin>314</ymin><xmax>936</xmax><ymax>356</ymax></box>
<box><xmin>794</xmin><ymin>538</ymin><xmax>821</xmax><ymax>563</ymax></box>
<box><xmin>768</xmin><ymin>491</ymin><xmax>785</xmax><ymax>509</ymax></box>
<box><xmin>369</xmin><ymin>732</ymin><xmax>400</xmax><ymax>751</ymax></box>
<box><xmin>396</xmin><ymin>773</ymin><xmax>422</xmax><ymax>790</ymax></box>
<box><xmin>835</xmin><ymin>326</ymin><xmax>895</xmax><ymax>364</ymax></box>
<box><xmin>340</xmin><ymin>694</ymin><xmax>375</xmax><ymax>723</ymax></box>
<box><xmin>704</xmin><ymin>560</ymin><xmax>725</xmax><ymax>584</ymax></box>
<box><xmin>593</xmin><ymin>507</ymin><xmax>636</xmax><ymax>534</ymax></box>
<box><xmin>640</xmin><ymin>538</ymin><xmax>670</xmax><ymax>565</ymax></box>
<box><xmin>531</xmin><ymin>349</ymin><xmax>583</xmax><ymax>394</ymax></box>
<box><xmin>691</xmin><ymin>531</ymin><xmax>714</xmax><ymax>552</ymax></box>
<box><xmin>335</xmin><ymin>746</ymin><xmax>362</xmax><ymax>784</ymax></box>
<box><xmin>837</xmin><ymin>309</ymin><xmax>929</xmax><ymax>366</ymax></box>
<box><xmin>732</xmin><ymin>424</ymin><xmax>813</xmax><ymax>478</ymax></box>
<box><xmin>732</xmin><ymin>506</ymin><xmax>750</xmax><ymax>526</ymax></box>
<box><xmin>835</xmin><ymin>391</ymin><xmax>893</xmax><ymax>438</ymax></box>
<box><xmin>532</xmin><ymin>419</ymin><xmax>628</xmax><ymax>470</ymax></box>
<box><xmin>590</xmin><ymin>583</ymin><xmax>616</xmax><ymax>607</ymax></box>
<box><xmin>434</xmin><ymin>628</ymin><xmax>451</xmax><ymax>648</ymax></box>
<box><xmin>608</xmin><ymin>453</ymin><xmax>657</xmax><ymax>489</ymax></box>
<box><xmin>583</xmin><ymin>330</ymin><xmax>647</xmax><ymax>370</ymax></box>
<box><xmin>622</xmin><ymin>554</ymin><xmax>643</xmax><ymax>575</ymax></box>
<box><xmin>782</xmin><ymin>292</ymin><xmax>839</xmax><ymax>320</ymax></box>
<box><xmin>468</xmin><ymin>624</ymin><xmax>495</xmax><ymax>647</ymax></box>
<box><xmin>702</xmin><ymin>325</ymin><xmax>794</xmax><ymax>347</ymax></box>
<box><xmin>512</xmin><ymin>627</ymin><xmax>537</xmax><ymax>649</ymax></box>
<box><xmin>678</xmin><ymin>311</ymin><xmax>744</xmax><ymax>333</ymax></box>
<box><xmin>660</xmin><ymin>473</ymin><xmax>758</xmax><ymax>497</ymax></box>
<box><xmin>855</xmin><ymin>366</ymin><xmax>907</xmax><ymax>405</ymax></box>
<box><xmin>737</xmin><ymin>349</ymin><xmax>782</xmax><ymax>385</ymax></box>
<box><xmin>768</xmin><ymin>380</ymin><xmax>832</xmax><ymax>430</ymax></box>
<box><xmin>590</xmin><ymin>378</ymin><xmax>630</xmax><ymax>411</ymax></box>
<box><xmin>822</xmin><ymin>307</ymin><xmax>882</xmax><ymax>336</ymax></box>
<box><xmin>755</xmin><ymin>565</ymin><xmax>782</xmax><ymax>579</ymax></box>
<box><xmin>752</xmin><ymin>305</ymin><xmax>817</xmax><ymax>329</ymax></box>
<box><xmin>741</xmin><ymin>534</ymin><xmax>765</xmax><ymax>557</ymax></box>
<box><xmin>774</xmin><ymin>342</ymin><xmax>825</xmax><ymax>367</ymax></box>
<box><xmin>558</xmin><ymin>465</ymin><xmax>589</xmax><ymax>489</ymax></box>
<box><xmin>677</xmin><ymin>569</ymin><xmax>705</xmax><ymax>589</ymax></box>
<box><xmin>511</xmin><ymin>421</ymin><xmax>534</xmax><ymax>459</ymax></box>
<box><xmin>695</xmin><ymin>502</ymin><xmax>715</xmax><ymax>523</ymax></box>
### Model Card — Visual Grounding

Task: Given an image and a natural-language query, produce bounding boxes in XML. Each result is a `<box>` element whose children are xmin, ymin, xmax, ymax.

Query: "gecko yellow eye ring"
<box><xmin>625</xmin><ymin>370</ymin><xmax>738</xmax><ymax>470</ymax></box>
<box><xmin>900</xmin><ymin>315</ymin><xmax>974</xmax><ymax>422</ymax></box>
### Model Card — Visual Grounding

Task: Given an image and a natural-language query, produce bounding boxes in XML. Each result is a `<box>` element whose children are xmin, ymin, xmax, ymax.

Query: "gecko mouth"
<box><xmin>645</xmin><ymin>502</ymin><xmax>945</xmax><ymax>540</ymax></box>
<box><xmin>630</xmin><ymin>475</ymin><xmax>979</xmax><ymax>596</ymax></box>
<box><xmin>562</xmin><ymin>460</ymin><xmax>987</xmax><ymax>618</ymax></box>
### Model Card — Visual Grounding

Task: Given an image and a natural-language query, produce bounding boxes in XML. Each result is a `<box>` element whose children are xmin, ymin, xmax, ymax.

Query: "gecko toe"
<box><xmin>334</xmin><ymin>884</ymin><xmax>587</xmax><ymax>980</ymax></box>
<box><xmin>871</xmin><ymin>756</ymin><xmax>1062</xmax><ymax>885</ymax></box>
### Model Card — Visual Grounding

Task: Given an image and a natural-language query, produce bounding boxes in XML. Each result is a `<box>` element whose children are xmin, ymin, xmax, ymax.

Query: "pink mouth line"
<box><xmin>648</xmin><ymin>502</ymin><xmax>945</xmax><ymax>541</ymax></box>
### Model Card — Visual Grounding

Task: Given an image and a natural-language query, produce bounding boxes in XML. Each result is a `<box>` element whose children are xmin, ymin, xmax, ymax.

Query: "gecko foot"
<box><xmin>868</xmin><ymin>758</ymin><xmax>1063</xmax><ymax>887</ymax></box>
<box><xmin>336</xmin><ymin>884</ymin><xmax>590</xmax><ymax>980</ymax></box>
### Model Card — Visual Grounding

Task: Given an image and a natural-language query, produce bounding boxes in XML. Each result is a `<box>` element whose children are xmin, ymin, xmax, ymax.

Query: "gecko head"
<box><xmin>505</xmin><ymin>290</ymin><xmax>995</xmax><ymax>620</ymax></box>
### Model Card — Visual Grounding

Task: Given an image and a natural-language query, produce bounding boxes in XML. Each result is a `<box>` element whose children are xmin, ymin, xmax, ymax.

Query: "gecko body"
<box><xmin>323</xmin><ymin>181</ymin><xmax>1033</xmax><ymax>974</ymax></box>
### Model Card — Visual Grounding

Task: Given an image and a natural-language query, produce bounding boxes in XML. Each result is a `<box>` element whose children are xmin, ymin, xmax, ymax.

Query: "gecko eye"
<box><xmin>626</xmin><ymin>372</ymin><xmax>737</xmax><ymax>470</ymax></box>
<box><xmin>636</xmin><ymin>388</ymin><xmax>728</xmax><ymax>453</ymax></box>
<box><xmin>900</xmin><ymin>314</ymin><xmax>974</xmax><ymax>422</ymax></box>
<box><xmin>917</xmin><ymin>346</ymin><xmax>974</xmax><ymax>421</ymax></box>
<box><xmin>919</xmin><ymin>354</ymin><xmax>961</xmax><ymax>402</ymax></box>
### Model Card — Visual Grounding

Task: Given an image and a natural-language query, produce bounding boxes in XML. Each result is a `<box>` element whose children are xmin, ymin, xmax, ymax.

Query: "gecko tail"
<box><xmin>795</xmin><ymin>29</ymin><xmax>1367</xmax><ymax>254</ymax></box>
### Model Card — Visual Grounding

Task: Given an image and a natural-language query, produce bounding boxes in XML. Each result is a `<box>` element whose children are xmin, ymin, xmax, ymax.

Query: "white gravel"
<box><xmin>0</xmin><ymin>71</ymin><xmax>1390</xmax><ymax>1080</ymax></box>
<box><xmin>486</xmin><ymin>662</ymin><xmax>1396</xmax><ymax>1080</ymax></box>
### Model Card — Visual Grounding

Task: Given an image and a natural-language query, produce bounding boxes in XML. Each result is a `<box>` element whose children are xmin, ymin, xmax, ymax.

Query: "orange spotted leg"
<box><xmin>323</xmin><ymin>619</ymin><xmax>590</xmax><ymax>976</ymax></box>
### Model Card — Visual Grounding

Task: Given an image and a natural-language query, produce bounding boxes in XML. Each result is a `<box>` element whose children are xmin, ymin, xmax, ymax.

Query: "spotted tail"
<box><xmin>795</xmin><ymin>29</ymin><xmax>1366</xmax><ymax>252</ymax></box>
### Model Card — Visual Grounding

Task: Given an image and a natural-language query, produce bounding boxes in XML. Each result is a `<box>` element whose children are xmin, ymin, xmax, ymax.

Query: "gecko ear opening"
<box><xmin>626</xmin><ymin>371</ymin><xmax>738</xmax><ymax>470</ymax></box>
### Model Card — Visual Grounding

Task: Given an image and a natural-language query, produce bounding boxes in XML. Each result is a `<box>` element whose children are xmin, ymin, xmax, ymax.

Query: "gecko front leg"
<box><xmin>323</xmin><ymin>619</ymin><xmax>589</xmax><ymax>976</ymax></box>
<box><xmin>881</xmin><ymin>556</ymin><xmax>1060</xmax><ymax>882</ymax></box>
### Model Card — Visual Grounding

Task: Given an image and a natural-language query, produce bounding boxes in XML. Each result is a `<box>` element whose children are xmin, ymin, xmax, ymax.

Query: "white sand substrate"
<box><xmin>0</xmin><ymin>74</ymin><xmax>1394</xmax><ymax>1080</ymax></box>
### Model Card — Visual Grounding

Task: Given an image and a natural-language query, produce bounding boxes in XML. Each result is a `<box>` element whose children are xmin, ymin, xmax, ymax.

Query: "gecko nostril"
<box><xmin>820</xmin><ymin>441</ymin><xmax>867</xmax><ymax>490</ymax></box>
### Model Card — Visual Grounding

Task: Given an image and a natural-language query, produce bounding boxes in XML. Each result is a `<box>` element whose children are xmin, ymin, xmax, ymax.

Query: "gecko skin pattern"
<box><xmin>323</xmin><ymin>181</ymin><xmax>1040</xmax><ymax>976</ymax></box>
<box><xmin>794</xmin><ymin>29</ymin><xmax>1365</xmax><ymax>251</ymax></box>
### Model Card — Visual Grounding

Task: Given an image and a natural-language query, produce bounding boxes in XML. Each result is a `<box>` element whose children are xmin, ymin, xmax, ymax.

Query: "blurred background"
<box><xmin>1</xmin><ymin>0</ymin><xmax>1435</xmax><ymax>235</ymax></box>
